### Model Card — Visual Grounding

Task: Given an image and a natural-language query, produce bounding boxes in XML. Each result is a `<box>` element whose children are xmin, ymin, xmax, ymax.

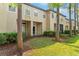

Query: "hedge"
<box><xmin>43</xmin><ymin>31</ymin><xmax>55</xmax><ymax>37</ymax></box>
<box><xmin>64</xmin><ymin>30</ymin><xmax>78</xmax><ymax>34</ymax></box>
<box><xmin>0</xmin><ymin>32</ymin><xmax>26</xmax><ymax>45</ymax></box>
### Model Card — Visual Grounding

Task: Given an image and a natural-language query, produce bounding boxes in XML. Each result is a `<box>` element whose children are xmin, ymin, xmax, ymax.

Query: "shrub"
<box><xmin>43</xmin><ymin>31</ymin><xmax>55</xmax><ymax>37</ymax></box>
<box><xmin>0</xmin><ymin>32</ymin><xmax>27</xmax><ymax>44</ymax></box>
<box><xmin>5</xmin><ymin>32</ymin><xmax>17</xmax><ymax>44</ymax></box>
<box><xmin>0</xmin><ymin>34</ymin><xmax>7</xmax><ymax>45</ymax></box>
<box><xmin>64</xmin><ymin>30</ymin><xmax>70</xmax><ymax>34</ymax></box>
<box><xmin>63</xmin><ymin>30</ymin><xmax>79</xmax><ymax>35</ymax></box>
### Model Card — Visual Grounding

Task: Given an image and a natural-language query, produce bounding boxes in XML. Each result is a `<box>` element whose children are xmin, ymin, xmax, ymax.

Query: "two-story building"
<box><xmin>0</xmin><ymin>3</ymin><xmax>78</xmax><ymax>36</ymax></box>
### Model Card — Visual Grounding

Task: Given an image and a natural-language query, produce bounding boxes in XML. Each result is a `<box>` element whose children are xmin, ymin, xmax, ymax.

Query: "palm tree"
<box><xmin>74</xmin><ymin>3</ymin><xmax>77</xmax><ymax>35</ymax></box>
<box><xmin>8</xmin><ymin>3</ymin><xmax>23</xmax><ymax>55</ymax></box>
<box><xmin>17</xmin><ymin>3</ymin><xmax>23</xmax><ymax>55</ymax></box>
<box><xmin>77</xmin><ymin>4</ymin><xmax>79</xmax><ymax>33</ymax></box>
<box><xmin>69</xmin><ymin>3</ymin><xmax>72</xmax><ymax>37</ymax></box>
<box><xmin>48</xmin><ymin>3</ymin><xmax>63</xmax><ymax>41</ymax></box>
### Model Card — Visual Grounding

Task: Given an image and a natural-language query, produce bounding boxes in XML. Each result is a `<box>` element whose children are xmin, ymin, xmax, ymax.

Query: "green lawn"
<box><xmin>23</xmin><ymin>35</ymin><xmax>79</xmax><ymax>56</ymax></box>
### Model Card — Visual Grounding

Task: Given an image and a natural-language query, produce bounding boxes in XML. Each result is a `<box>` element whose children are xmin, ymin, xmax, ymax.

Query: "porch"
<box><xmin>22</xmin><ymin>20</ymin><xmax>42</xmax><ymax>37</ymax></box>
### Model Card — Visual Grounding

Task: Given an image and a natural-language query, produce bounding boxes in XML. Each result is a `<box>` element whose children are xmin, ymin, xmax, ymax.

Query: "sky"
<box><xmin>31</xmin><ymin>3</ymin><xmax>75</xmax><ymax>19</ymax></box>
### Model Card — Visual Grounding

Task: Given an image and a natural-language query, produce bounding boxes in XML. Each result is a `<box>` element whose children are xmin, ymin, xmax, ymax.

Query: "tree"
<box><xmin>9</xmin><ymin>3</ymin><xmax>23</xmax><ymax>56</ymax></box>
<box><xmin>17</xmin><ymin>3</ymin><xmax>23</xmax><ymax>55</ymax></box>
<box><xmin>77</xmin><ymin>4</ymin><xmax>79</xmax><ymax>33</ymax></box>
<box><xmin>69</xmin><ymin>3</ymin><xmax>72</xmax><ymax>37</ymax></box>
<box><xmin>48</xmin><ymin>3</ymin><xmax>63</xmax><ymax>41</ymax></box>
<box><xmin>74</xmin><ymin>3</ymin><xmax>77</xmax><ymax>35</ymax></box>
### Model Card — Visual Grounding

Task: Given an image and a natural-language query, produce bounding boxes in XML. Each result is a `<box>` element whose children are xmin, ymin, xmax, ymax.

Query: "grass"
<box><xmin>23</xmin><ymin>35</ymin><xmax>79</xmax><ymax>56</ymax></box>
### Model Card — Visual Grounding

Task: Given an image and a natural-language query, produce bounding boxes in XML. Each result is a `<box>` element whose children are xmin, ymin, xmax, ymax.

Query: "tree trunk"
<box><xmin>17</xmin><ymin>3</ymin><xmax>23</xmax><ymax>56</ymax></box>
<box><xmin>56</xmin><ymin>7</ymin><xmax>60</xmax><ymax>41</ymax></box>
<box><xmin>69</xmin><ymin>3</ymin><xmax>72</xmax><ymax>37</ymax></box>
<box><xmin>77</xmin><ymin>4</ymin><xmax>79</xmax><ymax>33</ymax></box>
<box><xmin>74</xmin><ymin>3</ymin><xmax>77</xmax><ymax>35</ymax></box>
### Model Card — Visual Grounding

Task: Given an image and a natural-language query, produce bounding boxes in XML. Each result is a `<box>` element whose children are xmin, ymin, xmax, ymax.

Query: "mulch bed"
<box><xmin>0</xmin><ymin>40</ymin><xmax>31</xmax><ymax>56</ymax></box>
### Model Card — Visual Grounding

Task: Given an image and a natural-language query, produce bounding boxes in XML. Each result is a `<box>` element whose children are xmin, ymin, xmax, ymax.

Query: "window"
<box><xmin>9</xmin><ymin>5</ymin><xmax>16</xmax><ymax>12</ymax></box>
<box><xmin>25</xmin><ymin>9</ymin><xmax>30</xmax><ymax>16</ymax></box>
<box><xmin>34</xmin><ymin>12</ymin><xmax>38</xmax><ymax>17</ymax></box>
<box><xmin>43</xmin><ymin>15</ymin><xmax>45</xmax><ymax>18</ymax></box>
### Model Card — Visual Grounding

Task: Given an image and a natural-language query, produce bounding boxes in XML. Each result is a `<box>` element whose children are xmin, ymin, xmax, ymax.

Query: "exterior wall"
<box><xmin>49</xmin><ymin>11</ymin><xmax>56</xmax><ymax>31</ymax></box>
<box><xmin>46</xmin><ymin>10</ymin><xmax>57</xmax><ymax>31</ymax></box>
<box><xmin>22</xmin><ymin>4</ymin><xmax>46</xmax><ymax>36</ymax></box>
<box><xmin>46</xmin><ymin>10</ymin><xmax>67</xmax><ymax>32</ymax></box>
<box><xmin>64</xmin><ymin>19</ymin><xmax>69</xmax><ymax>30</ymax></box>
<box><xmin>0</xmin><ymin>3</ymin><xmax>46</xmax><ymax>36</ymax></box>
<box><xmin>45</xmin><ymin>10</ymin><xmax>51</xmax><ymax>31</ymax></box>
<box><xmin>0</xmin><ymin>3</ymin><xmax>7</xmax><ymax>32</ymax></box>
<box><xmin>0</xmin><ymin>3</ymin><xmax>17</xmax><ymax>33</ymax></box>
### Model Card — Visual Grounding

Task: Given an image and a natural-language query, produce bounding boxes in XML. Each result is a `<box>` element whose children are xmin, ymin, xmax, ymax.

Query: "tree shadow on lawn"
<box><xmin>28</xmin><ymin>35</ymin><xmax>79</xmax><ymax>50</ymax></box>
<box><xmin>29</xmin><ymin>37</ymin><xmax>56</xmax><ymax>49</ymax></box>
<box><xmin>64</xmin><ymin>35</ymin><xmax>79</xmax><ymax>44</ymax></box>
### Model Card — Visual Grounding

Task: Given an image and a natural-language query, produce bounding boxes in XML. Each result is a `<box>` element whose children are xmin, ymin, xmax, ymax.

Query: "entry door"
<box><xmin>33</xmin><ymin>26</ymin><xmax>35</xmax><ymax>35</ymax></box>
<box><xmin>60</xmin><ymin>24</ymin><xmax>63</xmax><ymax>33</ymax></box>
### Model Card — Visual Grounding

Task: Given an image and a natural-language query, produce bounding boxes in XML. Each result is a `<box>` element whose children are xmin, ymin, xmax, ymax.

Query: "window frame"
<box><xmin>34</xmin><ymin>11</ymin><xmax>38</xmax><ymax>17</ymax></box>
<box><xmin>25</xmin><ymin>9</ymin><xmax>30</xmax><ymax>16</ymax></box>
<box><xmin>43</xmin><ymin>14</ymin><xmax>45</xmax><ymax>18</ymax></box>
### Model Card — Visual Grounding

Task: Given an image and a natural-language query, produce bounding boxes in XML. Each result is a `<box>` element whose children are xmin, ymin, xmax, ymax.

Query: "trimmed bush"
<box><xmin>5</xmin><ymin>32</ymin><xmax>17</xmax><ymax>44</ymax></box>
<box><xmin>64</xmin><ymin>30</ymin><xmax>78</xmax><ymax>34</ymax></box>
<box><xmin>43</xmin><ymin>31</ymin><xmax>55</xmax><ymax>37</ymax></box>
<box><xmin>64</xmin><ymin>30</ymin><xmax>70</xmax><ymax>34</ymax></box>
<box><xmin>0</xmin><ymin>32</ymin><xmax>27</xmax><ymax>45</ymax></box>
<box><xmin>0</xmin><ymin>34</ymin><xmax>7</xmax><ymax>45</ymax></box>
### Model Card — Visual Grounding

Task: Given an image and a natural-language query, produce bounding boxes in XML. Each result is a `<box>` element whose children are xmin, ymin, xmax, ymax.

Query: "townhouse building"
<box><xmin>0</xmin><ymin>3</ymin><xmax>78</xmax><ymax>36</ymax></box>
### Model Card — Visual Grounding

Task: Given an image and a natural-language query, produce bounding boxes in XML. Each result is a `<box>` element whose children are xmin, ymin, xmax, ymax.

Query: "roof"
<box><xmin>24</xmin><ymin>3</ymin><xmax>46</xmax><ymax>11</ymax></box>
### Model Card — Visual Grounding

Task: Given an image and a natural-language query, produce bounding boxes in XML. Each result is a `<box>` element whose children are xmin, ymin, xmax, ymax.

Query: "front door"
<box><xmin>33</xmin><ymin>26</ymin><xmax>35</xmax><ymax>35</ymax></box>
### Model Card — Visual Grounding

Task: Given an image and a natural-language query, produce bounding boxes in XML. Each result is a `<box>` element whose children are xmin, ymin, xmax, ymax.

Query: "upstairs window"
<box><xmin>34</xmin><ymin>12</ymin><xmax>38</xmax><ymax>17</ymax></box>
<box><xmin>9</xmin><ymin>5</ymin><xmax>16</xmax><ymax>12</ymax></box>
<box><xmin>25</xmin><ymin>9</ymin><xmax>30</xmax><ymax>16</ymax></box>
<box><xmin>43</xmin><ymin>15</ymin><xmax>45</xmax><ymax>18</ymax></box>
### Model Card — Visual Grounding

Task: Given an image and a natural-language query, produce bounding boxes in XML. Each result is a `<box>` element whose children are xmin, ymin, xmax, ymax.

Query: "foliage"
<box><xmin>43</xmin><ymin>31</ymin><xmax>55</xmax><ymax>37</ymax></box>
<box><xmin>3</xmin><ymin>32</ymin><xmax>17</xmax><ymax>44</ymax></box>
<box><xmin>65</xmin><ymin>35</ymin><xmax>79</xmax><ymax>43</ymax></box>
<box><xmin>63</xmin><ymin>30</ymin><xmax>78</xmax><ymax>34</ymax></box>
<box><xmin>0</xmin><ymin>32</ymin><xmax>26</xmax><ymax>45</ymax></box>
<box><xmin>0</xmin><ymin>34</ymin><xmax>7</xmax><ymax>45</ymax></box>
<box><xmin>64</xmin><ymin>30</ymin><xmax>70</xmax><ymax>34</ymax></box>
<box><xmin>8</xmin><ymin>3</ymin><xmax>17</xmax><ymax>7</ymax></box>
<box><xmin>48</xmin><ymin>3</ymin><xmax>63</xmax><ymax>8</ymax></box>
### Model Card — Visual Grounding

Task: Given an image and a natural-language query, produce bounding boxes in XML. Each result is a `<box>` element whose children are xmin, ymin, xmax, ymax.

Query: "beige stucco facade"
<box><xmin>0</xmin><ymin>3</ymin><xmax>78</xmax><ymax>36</ymax></box>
